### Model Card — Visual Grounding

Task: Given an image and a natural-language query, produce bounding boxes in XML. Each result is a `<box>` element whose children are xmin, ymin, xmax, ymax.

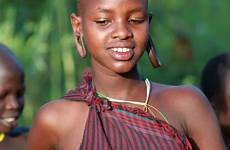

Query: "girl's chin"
<box><xmin>111</xmin><ymin>63</ymin><xmax>136</xmax><ymax>73</ymax></box>
<box><xmin>0</xmin><ymin>121</ymin><xmax>17</xmax><ymax>133</ymax></box>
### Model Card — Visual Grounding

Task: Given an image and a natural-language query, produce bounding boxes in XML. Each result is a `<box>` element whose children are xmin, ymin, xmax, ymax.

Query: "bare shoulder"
<box><xmin>153</xmin><ymin>83</ymin><xmax>217</xmax><ymax>129</ymax></box>
<box><xmin>36</xmin><ymin>99</ymin><xmax>89</xmax><ymax>125</ymax></box>
<box><xmin>151</xmin><ymin>82</ymin><xmax>210</xmax><ymax>116</ymax></box>
<box><xmin>27</xmin><ymin>99</ymin><xmax>89</xmax><ymax>150</ymax></box>
<box><xmin>151</xmin><ymin>82</ymin><xmax>225</xmax><ymax>149</ymax></box>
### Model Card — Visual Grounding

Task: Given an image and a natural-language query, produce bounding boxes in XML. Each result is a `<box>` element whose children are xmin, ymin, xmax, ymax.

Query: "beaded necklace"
<box><xmin>96</xmin><ymin>79</ymin><xmax>169</xmax><ymax>123</ymax></box>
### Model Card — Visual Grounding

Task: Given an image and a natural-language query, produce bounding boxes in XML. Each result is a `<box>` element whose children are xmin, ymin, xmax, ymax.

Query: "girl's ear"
<box><xmin>70</xmin><ymin>13</ymin><xmax>86</xmax><ymax>58</ymax></box>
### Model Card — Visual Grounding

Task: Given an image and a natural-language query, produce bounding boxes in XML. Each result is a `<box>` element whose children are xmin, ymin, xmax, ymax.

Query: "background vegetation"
<box><xmin>0</xmin><ymin>0</ymin><xmax>229</xmax><ymax>127</ymax></box>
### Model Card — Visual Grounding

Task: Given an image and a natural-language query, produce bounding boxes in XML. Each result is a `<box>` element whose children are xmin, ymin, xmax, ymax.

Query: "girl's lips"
<box><xmin>0</xmin><ymin>117</ymin><xmax>17</xmax><ymax>128</ymax></box>
<box><xmin>109</xmin><ymin>47</ymin><xmax>134</xmax><ymax>61</ymax></box>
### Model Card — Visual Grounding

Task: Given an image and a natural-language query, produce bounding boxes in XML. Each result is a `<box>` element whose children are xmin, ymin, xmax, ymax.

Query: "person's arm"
<box><xmin>27</xmin><ymin>102</ymin><xmax>59</xmax><ymax>150</ymax></box>
<box><xmin>179</xmin><ymin>86</ymin><xmax>226</xmax><ymax>149</ymax></box>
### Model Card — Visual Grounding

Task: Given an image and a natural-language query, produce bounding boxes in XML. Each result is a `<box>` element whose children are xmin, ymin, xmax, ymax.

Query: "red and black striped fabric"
<box><xmin>64</xmin><ymin>71</ymin><xmax>192</xmax><ymax>150</ymax></box>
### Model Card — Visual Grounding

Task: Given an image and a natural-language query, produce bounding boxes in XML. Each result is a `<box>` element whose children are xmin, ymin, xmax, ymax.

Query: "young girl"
<box><xmin>27</xmin><ymin>0</ymin><xmax>225</xmax><ymax>149</ymax></box>
<box><xmin>0</xmin><ymin>44</ymin><xmax>28</xmax><ymax>150</ymax></box>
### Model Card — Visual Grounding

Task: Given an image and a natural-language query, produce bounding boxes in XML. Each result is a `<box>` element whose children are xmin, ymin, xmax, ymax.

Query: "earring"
<box><xmin>0</xmin><ymin>132</ymin><xmax>5</xmax><ymax>142</ymax></box>
<box><xmin>146</xmin><ymin>36</ymin><xmax>161</xmax><ymax>68</ymax></box>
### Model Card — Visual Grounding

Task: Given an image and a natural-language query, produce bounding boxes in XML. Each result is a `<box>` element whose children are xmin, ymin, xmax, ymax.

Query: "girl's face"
<box><xmin>0</xmin><ymin>68</ymin><xmax>24</xmax><ymax>133</ymax></box>
<box><xmin>219</xmin><ymin>70</ymin><xmax>230</xmax><ymax>136</ymax></box>
<box><xmin>76</xmin><ymin>0</ymin><xmax>149</xmax><ymax>74</ymax></box>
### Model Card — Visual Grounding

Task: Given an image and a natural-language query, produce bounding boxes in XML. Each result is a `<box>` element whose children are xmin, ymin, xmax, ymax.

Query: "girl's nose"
<box><xmin>111</xmin><ymin>21</ymin><xmax>133</xmax><ymax>40</ymax></box>
<box><xmin>5</xmin><ymin>95</ymin><xmax>20</xmax><ymax>110</ymax></box>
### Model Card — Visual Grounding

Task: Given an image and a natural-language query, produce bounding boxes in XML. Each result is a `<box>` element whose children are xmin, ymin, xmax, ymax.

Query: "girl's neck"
<box><xmin>91</xmin><ymin>67</ymin><xmax>146</xmax><ymax>101</ymax></box>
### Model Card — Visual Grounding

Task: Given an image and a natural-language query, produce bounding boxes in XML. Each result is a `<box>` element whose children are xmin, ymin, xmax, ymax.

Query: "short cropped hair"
<box><xmin>0</xmin><ymin>43</ymin><xmax>24</xmax><ymax>75</ymax></box>
<box><xmin>201</xmin><ymin>53</ymin><xmax>230</xmax><ymax>102</ymax></box>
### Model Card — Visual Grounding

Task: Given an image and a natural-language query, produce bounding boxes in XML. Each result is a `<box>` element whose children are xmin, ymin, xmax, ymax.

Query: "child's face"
<box><xmin>75</xmin><ymin>0</ymin><xmax>149</xmax><ymax>73</ymax></box>
<box><xmin>0</xmin><ymin>68</ymin><xmax>24</xmax><ymax>133</ymax></box>
<box><xmin>219</xmin><ymin>70</ymin><xmax>230</xmax><ymax>135</ymax></box>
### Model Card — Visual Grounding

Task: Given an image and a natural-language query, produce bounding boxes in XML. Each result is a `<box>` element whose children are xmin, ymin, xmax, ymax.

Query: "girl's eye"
<box><xmin>128</xmin><ymin>18</ymin><xmax>145</xmax><ymax>24</ymax></box>
<box><xmin>95</xmin><ymin>19</ymin><xmax>110</xmax><ymax>26</ymax></box>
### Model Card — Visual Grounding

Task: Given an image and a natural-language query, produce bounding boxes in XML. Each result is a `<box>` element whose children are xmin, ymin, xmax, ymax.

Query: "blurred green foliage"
<box><xmin>0</xmin><ymin>0</ymin><xmax>229</xmax><ymax>126</ymax></box>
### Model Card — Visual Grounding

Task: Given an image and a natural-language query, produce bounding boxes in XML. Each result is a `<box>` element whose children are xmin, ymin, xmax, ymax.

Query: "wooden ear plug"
<box><xmin>146</xmin><ymin>37</ymin><xmax>161</xmax><ymax>68</ymax></box>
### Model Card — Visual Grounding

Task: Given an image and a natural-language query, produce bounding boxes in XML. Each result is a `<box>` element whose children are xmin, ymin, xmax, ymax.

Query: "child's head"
<box><xmin>71</xmin><ymin>0</ymin><xmax>151</xmax><ymax>73</ymax></box>
<box><xmin>0</xmin><ymin>44</ymin><xmax>25</xmax><ymax>133</ymax></box>
<box><xmin>201</xmin><ymin>53</ymin><xmax>230</xmax><ymax>134</ymax></box>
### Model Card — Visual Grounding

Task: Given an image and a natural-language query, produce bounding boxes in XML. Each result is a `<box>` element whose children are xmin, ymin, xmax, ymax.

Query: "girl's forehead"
<box><xmin>0</xmin><ymin>60</ymin><xmax>24</xmax><ymax>84</ymax></box>
<box><xmin>79</xmin><ymin>0</ymin><xmax>147</xmax><ymax>5</ymax></box>
<box><xmin>78</xmin><ymin>0</ymin><xmax>148</xmax><ymax>14</ymax></box>
<box><xmin>0</xmin><ymin>66</ymin><xmax>23</xmax><ymax>79</ymax></box>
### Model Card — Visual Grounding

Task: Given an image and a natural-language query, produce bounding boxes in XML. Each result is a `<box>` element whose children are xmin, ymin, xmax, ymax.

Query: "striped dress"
<box><xmin>64</xmin><ymin>71</ymin><xmax>192</xmax><ymax>150</ymax></box>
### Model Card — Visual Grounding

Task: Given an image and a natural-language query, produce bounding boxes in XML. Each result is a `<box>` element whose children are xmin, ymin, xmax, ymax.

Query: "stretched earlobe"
<box><xmin>78</xmin><ymin>36</ymin><xmax>87</xmax><ymax>58</ymax></box>
<box><xmin>146</xmin><ymin>36</ymin><xmax>161</xmax><ymax>68</ymax></box>
<box><xmin>73</xmin><ymin>35</ymin><xmax>87</xmax><ymax>58</ymax></box>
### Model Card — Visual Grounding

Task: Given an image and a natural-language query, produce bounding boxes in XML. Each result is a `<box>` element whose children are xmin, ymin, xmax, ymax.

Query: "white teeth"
<box><xmin>112</xmin><ymin>48</ymin><xmax>130</xmax><ymax>52</ymax></box>
<box><xmin>4</xmin><ymin>118</ymin><xmax>15</xmax><ymax>122</ymax></box>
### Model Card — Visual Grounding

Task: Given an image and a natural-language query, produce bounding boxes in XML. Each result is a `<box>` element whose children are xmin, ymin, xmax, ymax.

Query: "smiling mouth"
<box><xmin>108</xmin><ymin>47</ymin><xmax>134</xmax><ymax>61</ymax></box>
<box><xmin>0</xmin><ymin>117</ymin><xmax>17</xmax><ymax>127</ymax></box>
<box><xmin>2</xmin><ymin>118</ymin><xmax>16</xmax><ymax>122</ymax></box>
<box><xmin>111</xmin><ymin>47</ymin><xmax>132</xmax><ymax>52</ymax></box>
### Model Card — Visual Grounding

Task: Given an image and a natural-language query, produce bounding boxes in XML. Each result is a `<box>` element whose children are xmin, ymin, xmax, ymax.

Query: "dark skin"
<box><xmin>0</xmin><ymin>44</ymin><xmax>27</xmax><ymax>150</ymax></box>
<box><xmin>27</xmin><ymin>0</ymin><xmax>226</xmax><ymax>149</ymax></box>
<box><xmin>215</xmin><ymin>70</ymin><xmax>230</xmax><ymax>147</ymax></box>
<box><xmin>201</xmin><ymin>53</ymin><xmax>230</xmax><ymax>148</ymax></box>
